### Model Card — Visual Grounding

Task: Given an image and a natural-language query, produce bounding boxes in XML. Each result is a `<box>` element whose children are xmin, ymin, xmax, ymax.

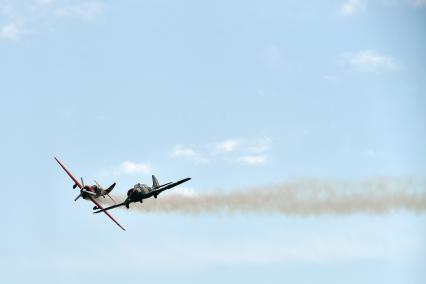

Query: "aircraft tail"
<box><xmin>106</xmin><ymin>182</ymin><xmax>116</xmax><ymax>193</ymax></box>
<box><xmin>152</xmin><ymin>175</ymin><xmax>160</xmax><ymax>188</ymax></box>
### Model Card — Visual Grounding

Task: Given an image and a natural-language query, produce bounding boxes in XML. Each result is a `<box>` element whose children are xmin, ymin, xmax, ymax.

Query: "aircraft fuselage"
<box><xmin>126</xmin><ymin>183</ymin><xmax>158</xmax><ymax>205</ymax></box>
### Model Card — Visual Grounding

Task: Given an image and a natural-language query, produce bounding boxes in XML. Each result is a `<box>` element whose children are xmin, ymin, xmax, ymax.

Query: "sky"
<box><xmin>0</xmin><ymin>0</ymin><xmax>425</xmax><ymax>283</ymax></box>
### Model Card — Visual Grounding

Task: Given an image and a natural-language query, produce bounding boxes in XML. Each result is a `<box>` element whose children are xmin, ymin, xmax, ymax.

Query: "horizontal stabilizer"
<box><xmin>106</xmin><ymin>182</ymin><xmax>116</xmax><ymax>193</ymax></box>
<box><xmin>152</xmin><ymin>178</ymin><xmax>191</xmax><ymax>196</ymax></box>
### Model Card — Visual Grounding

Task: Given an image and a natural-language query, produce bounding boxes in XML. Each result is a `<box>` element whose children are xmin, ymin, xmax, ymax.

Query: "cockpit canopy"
<box><xmin>134</xmin><ymin>183</ymin><xmax>148</xmax><ymax>190</ymax></box>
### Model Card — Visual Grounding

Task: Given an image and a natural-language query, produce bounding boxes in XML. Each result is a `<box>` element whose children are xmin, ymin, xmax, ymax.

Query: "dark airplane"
<box><xmin>93</xmin><ymin>175</ymin><xmax>191</xmax><ymax>214</ymax></box>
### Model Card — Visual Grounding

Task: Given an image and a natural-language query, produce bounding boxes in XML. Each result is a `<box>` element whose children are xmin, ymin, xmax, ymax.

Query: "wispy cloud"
<box><xmin>0</xmin><ymin>22</ymin><xmax>22</xmax><ymax>40</ymax></box>
<box><xmin>100</xmin><ymin>161</ymin><xmax>152</xmax><ymax>177</ymax></box>
<box><xmin>171</xmin><ymin>145</ymin><xmax>209</xmax><ymax>163</ymax></box>
<box><xmin>339</xmin><ymin>0</ymin><xmax>425</xmax><ymax>15</ymax></box>
<box><xmin>214</xmin><ymin>139</ymin><xmax>240</xmax><ymax>153</ymax></box>
<box><xmin>342</xmin><ymin>50</ymin><xmax>398</xmax><ymax>72</ymax></box>
<box><xmin>237</xmin><ymin>155</ymin><xmax>268</xmax><ymax>165</ymax></box>
<box><xmin>340</xmin><ymin>0</ymin><xmax>365</xmax><ymax>15</ymax></box>
<box><xmin>54</xmin><ymin>1</ymin><xmax>107</xmax><ymax>21</ymax></box>
<box><xmin>120</xmin><ymin>161</ymin><xmax>152</xmax><ymax>174</ymax></box>
<box><xmin>0</xmin><ymin>0</ymin><xmax>108</xmax><ymax>41</ymax></box>
<box><xmin>171</xmin><ymin>138</ymin><xmax>272</xmax><ymax>166</ymax></box>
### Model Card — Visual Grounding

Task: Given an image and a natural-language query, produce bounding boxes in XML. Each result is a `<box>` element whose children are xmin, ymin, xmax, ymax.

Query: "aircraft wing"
<box><xmin>54</xmin><ymin>157</ymin><xmax>82</xmax><ymax>189</ymax></box>
<box><xmin>89</xmin><ymin>197</ymin><xmax>126</xmax><ymax>231</ymax></box>
<box><xmin>153</xmin><ymin>177</ymin><xmax>191</xmax><ymax>194</ymax></box>
<box><xmin>93</xmin><ymin>201</ymin><xmax>126</xmax><ymax>214</ymax></box>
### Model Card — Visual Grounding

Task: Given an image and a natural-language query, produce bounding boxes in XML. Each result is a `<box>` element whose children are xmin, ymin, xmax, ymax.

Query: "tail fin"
<box><xmin>152</xmin><ymin>175</ymin><xmax>160</xmax><ymax>188</ymax></box>
<box><xmin>106</xmin><ymin>182</ymin><xmax>116</xmax><ymax>193</ymax></box>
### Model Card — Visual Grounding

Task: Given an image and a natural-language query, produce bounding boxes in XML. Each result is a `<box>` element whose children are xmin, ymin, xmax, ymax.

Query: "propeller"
<box><xmin>74</xmin><ymin>193</ymin><xmax>82</xmax><ymax>201</ymax></box>
<box><xmin>123</xmin><ymin>186</ymin><xmax>137</xmax><ymax>209</ymax></box>
<box><xmin>74</xmin><ymin>177</ymin><xmax>85</xmax><ymax>202</ymax></box>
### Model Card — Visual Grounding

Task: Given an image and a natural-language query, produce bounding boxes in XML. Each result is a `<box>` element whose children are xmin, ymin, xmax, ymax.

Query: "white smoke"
<box><xmin>102</xmin><ymin>178</ymin><xmax>426</xmax><ymax>216</ymax></box>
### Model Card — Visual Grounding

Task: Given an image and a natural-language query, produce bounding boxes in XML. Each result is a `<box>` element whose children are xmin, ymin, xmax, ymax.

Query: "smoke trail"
<box><xmin>103</xmin><ymin>178</ymin><xmax>426</xmax><ymax>215</ymax></box>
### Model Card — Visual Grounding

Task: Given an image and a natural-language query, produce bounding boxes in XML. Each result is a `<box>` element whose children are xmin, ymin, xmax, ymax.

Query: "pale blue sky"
<box><xmin>0</xmin><ymin>1</ymin><xmax>425</xmax><ymax>283</ymax></box>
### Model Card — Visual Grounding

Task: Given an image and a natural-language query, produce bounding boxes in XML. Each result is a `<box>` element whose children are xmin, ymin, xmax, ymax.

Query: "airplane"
<box><xmin>54</xmin><ymin>157</ymin><xmax>126</xmax><ymax>231</ymax></box>
<box><xmin>93</xmin><ymin>175</ymin><xmax>191</xmax><ymax>214</ymax></box>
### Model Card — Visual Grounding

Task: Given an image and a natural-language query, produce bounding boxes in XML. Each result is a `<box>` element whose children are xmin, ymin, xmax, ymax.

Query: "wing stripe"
<box><xmin>54</xmin><ymin>157</ymin><xmax>82</xmax><ymax>190</ymax></box>
<box><xmin>89</xmin><ymin>197</ymin><xmax>126</xmax><ymax>231</ymax></box>
<box><xmin>93</xmin><ymin>202</ymin><xmax>126</xmax><ymax>214</ymax></box>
